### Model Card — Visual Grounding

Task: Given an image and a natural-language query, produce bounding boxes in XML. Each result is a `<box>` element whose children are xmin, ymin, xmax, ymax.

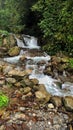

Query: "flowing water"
<box><xmin>3</xmin><ymin>35</ymin><xmax>73</xmax><ymax>97</ymax></box>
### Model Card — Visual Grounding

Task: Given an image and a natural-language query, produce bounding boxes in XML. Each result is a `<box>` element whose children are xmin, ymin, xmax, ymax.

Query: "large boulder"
<box><xmin>35</xmin><ymin>84</ymin><xmax>51</xmax><ymax>104</ymax></box>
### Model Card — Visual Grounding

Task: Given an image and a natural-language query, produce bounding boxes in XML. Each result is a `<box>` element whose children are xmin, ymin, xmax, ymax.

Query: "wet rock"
<box><xmin>59</xmin><ymin>75</ymin><xmax>73</xmax><ymax>83</ymax></box>
<box><xmin>44</xmin><ymin>66</ymin><xmax>53</xmax><ymax>76</ymax></box>
<box><xmin>31</xmin><ymin>78</ymin><xmax>39</xmax><ymax>85</ymax></box>
<box><xmin>19</xmin><ymin>55</ymin><xmax>27</xmax><ymax>62</ymax></box>
<box><xmin>50</xmin><ymin>96</ymin><xmax>62</xmax><ymax>107</ymax></box>
<box><xmin>63</xmin><ymin>96</ymin><xmax>73</xmax><ymax>111</ymax></box>
<box><xmin>53</xmin><ymin>81</ymin><xmax>62</xmax><ymax>89</ymax></box>
<box><xmin>8</xmin><ymin>46</ymin><xmax>20</xmax><ymax>56</ymax></box>
<box><xmin>62</xmin><ymin>82</ymin><xmax>73</xmax><ymax>91</ymax></box>
<box><xmin>37</xmin><ymin>60</ymin><xmax>46</xmax><ymax>65</ymax></box>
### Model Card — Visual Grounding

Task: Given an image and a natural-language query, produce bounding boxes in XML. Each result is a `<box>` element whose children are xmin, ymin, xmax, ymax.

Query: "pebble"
<box><xmin>48</xmin><ymin>103</ymin><xmax>54</xmax><ymax>109</ymax></box>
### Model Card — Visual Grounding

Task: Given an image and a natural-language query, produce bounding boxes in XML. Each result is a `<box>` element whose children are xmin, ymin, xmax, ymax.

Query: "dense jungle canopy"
<box><xmin>0</xmin><ymin>0</ymin><xmax>73</xmax><ymax>55</ymax></box>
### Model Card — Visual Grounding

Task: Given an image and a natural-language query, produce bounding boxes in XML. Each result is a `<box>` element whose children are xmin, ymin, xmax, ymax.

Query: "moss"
<box><xmin>0</xmin><ymin>93</ymin><xmax>9</xmax><ymax>108</ymax></box>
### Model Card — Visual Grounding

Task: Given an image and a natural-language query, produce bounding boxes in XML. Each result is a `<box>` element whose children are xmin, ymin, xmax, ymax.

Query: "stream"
<box><xmin>3</xmin><ymin>34</ymin><xmax>73</xmax><ymax>97</ymax></box>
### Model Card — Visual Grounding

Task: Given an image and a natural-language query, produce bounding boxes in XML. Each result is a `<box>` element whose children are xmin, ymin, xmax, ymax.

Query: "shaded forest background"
<box><xmin>0</xmin><ymin>0</ymin><xmax>73</xmax><ymax>55</ymax></box>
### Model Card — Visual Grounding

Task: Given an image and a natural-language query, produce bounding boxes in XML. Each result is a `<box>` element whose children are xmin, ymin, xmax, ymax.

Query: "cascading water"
<box><xmin>3</xmin><ymin>34</ymin><xmax>73</xmax><ymax>96</ymax></box>
<box><xmin>23</xmin><ymin>35</ymin><xmax>40</xmax><ymax>49</ymax></box>
<box><xmin>16</xmin><ymin>34</ymin><xmax>40</xmax><ymax>49</ymax></box>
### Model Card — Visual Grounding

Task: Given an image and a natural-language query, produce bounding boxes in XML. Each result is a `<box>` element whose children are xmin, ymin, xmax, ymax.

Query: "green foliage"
<box><xmin>0</xmin><ymin>0</ymin><xmax>24</xmax><ymax>33</ymax></box>
<box><xmin>69</xmin><ymin>58</ymin><xmax>73</xmax><ymax>68</ymax></box>
<box><xmin>32</xmin><ymin>0</ymin><xmax>73</xmax><ymax>55</ymax></box>
<box><xmin>0</xmin><ymin>30</ymin><xmax>9</xmax><ymax>36</ymax></box>
<box><xmin>0</xmin><ymin>30</ymin><xmax>9</xmax><ymax>46</ymax></box>
<box><xmin>0</xmin><ymin>93</ymin><xmax>9</xmax><ymax>108</ymax></box>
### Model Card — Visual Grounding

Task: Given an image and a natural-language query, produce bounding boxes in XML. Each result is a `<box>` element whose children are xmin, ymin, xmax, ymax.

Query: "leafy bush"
<box><xmin>32</xmin><ymin>0</ymin><xmax>73</xmax><ymax>55</ymax></box>
<box><xmin>69</xmin><ymin>58</ymin><xmax>73</xmax><ymax>68</ymax></box>
<box><xmin>0</xmin><ymin>30</ymin><xmax>9</xmax><ymax>36</ymax></box>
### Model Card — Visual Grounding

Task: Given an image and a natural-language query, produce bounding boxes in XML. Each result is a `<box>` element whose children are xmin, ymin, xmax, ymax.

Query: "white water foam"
<box><xmin>23</xmin><ymin>35</ymin><xmax>40</xmax><ymax>49</ymax></box>
<box><xmin>27</xmin><ymin>55</ymin><xmax>51</xmax><ymax>63</ymax></box>
<box><xmin>4</xmin><ymin>55</ymin><xmax>22</xmax><ymax>64</ymax></box>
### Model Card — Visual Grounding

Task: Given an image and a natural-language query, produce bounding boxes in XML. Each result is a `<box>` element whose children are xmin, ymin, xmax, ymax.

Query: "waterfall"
<box><xmin>23</xmin><ymin>35</ymin><xmax>40</xmax><ymax>49</ymax></box>
<box><xmin>16</xmin><ymin>35</ymin><xmax>40</xmax><ymax>49</ymax></box>
<box><xmin>3</xmin><ymin>34</ymin><xmax>73</xmax><ymax>97</ymax></box>
<box><xmin>16</xmin><ymin>38</ymin><xmax>25</xmax><ymax>48</ymax></box>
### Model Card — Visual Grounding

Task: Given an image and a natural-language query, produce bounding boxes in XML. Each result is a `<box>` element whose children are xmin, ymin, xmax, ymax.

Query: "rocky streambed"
<box><xmin>0</xmin><ymin>33</ymin><xmax>73</xmax><ymax>130</ymax></box>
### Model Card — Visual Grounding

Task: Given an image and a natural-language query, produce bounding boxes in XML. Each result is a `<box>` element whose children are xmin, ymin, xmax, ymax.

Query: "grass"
<box><xmin>0</xmin><ymin>93</ymin><xmax>9</xmax><ymax>108</ymax></box>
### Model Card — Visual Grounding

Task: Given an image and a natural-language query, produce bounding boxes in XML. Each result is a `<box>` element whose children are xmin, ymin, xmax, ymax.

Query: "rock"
<box><xmin>8</xmin><ymin>46</ymin><xmax>20</xmax><ymax>56</ymax></box>
<box><xmin>8</xmin><ymin>69</ymin><xmax>26</xmax><ymax>78</ymax></box>
<box><xmin>63</xmin><ymin>96</ymin><xmax>73</xmax><ymax>111</ymax></box>
<box><xmin>23</xmin><ymin>87</ymin><xmax>31</xmax><ymax>94</ymax></box>
<box><xmin>6</xmin><ymin>78</ymin><xmax>16</xmax><ymax>84</ymax></box>
<box><xmin>50</xmin><ymin>96</ymin><xmax>62</xmax><ymax>107</ymax></box>
<box><xmin>0</xmin><ymin>125</ymin><xmax>5</xmax><ymax>130</ymax></box>
<box><xmin>53</xmin><ymin>81</ymin><xmax>62</xmax><ymax>89</ymax></box>
<box><xmin>21</xmin><ymin>78</ymin><xmax>33</xmax><ymax>87</ymax></box>
<box><xmin>31</xmin><ymin>78</ymin><xmax>39</xmax><ymax>85</ymax></box>
<box><xmin>24</xmin><ymin>69</ymin><xmax>32</xmax><ymax>75</ymax></box>
<box><xmin>3</xmin><ymin>34</ymin><xmax>16</xmax><ymax>48</ymax></box>
<box><xmin>19</xmin><ymin>55</ymin><xmax>27</xmax><ymax>62</ymax></box>
<box><xmin>44</xmin><ymin>67</ymin><xmax>53</xmax><ymax>76</ymax></box>
<box><xmin>19</xmin><ymin>107</ymin><xmax>25</xmax><ymax>112</ymax></box>
<box><xmin>37</xmin><ymin>60</ymin><xmax>46</xmax><ymax>65</ymax></box>
<box><xmin>3</xmin><ymin>65</ymin><xmax>14</xmax><ymax>74</ymax></box>
<box><xmin>48</xmin><ymin>103</ymin><xmax>54</xmax><ymax>109</ymax></box>
<box><xmin>61</xmin><ymin>57</ymin><xmax>69</xmax><ymax>63</ymax></box>
<box><xmin>3</xmin><ymin>38</ymin><xmax>8</xmax><ymax>46</ymax></box>
<box><xmin>14</xmin><ymin>82</ymin><xmax>21</xmax><ymax>87</ymax></box>
<box><xmin>0</xmin><ymin>65</ymin><xmax>3</xmax><ymax>73</ymax></box>
<box><xmin>0</xmin><ymin>80</ymin><xmax>5</xmax><ymax>86</ymax></box>
<box><xmin>22</xmin><ymin>92</ymin><xmax>32</xmax><ymax>100</ymax></box>
<box><xmin>9</xmin><ymin>34</ymin><xmax>16</xmax><ymax>47</ymax></box>
<box><xmin>35</xmin><ymin>91</ymin><xmax>46</xmax><ymax>100</ymax></box>
<box><xmin>35</xmin><ymin>84</ymin><xmax>51</xmax><ymax>103</ymax></box>
<box><xmin>51</xmin><ymin>56</ymin><xmax>62</xmax><ymax>64</ymax></box>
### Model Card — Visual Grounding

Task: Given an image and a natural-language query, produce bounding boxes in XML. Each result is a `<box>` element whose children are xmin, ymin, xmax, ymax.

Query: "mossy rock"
<box><xmin>8</xmin><ymin>46</ymin><xmax>20</xmax><ymax>56</ymax></box>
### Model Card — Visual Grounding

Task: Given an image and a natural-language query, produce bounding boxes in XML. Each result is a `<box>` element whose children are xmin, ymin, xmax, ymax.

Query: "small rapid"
<box><xmin>3</xmin><ymin>34</ymin><xmax>73</xmax><ymax>97</ymax></box>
